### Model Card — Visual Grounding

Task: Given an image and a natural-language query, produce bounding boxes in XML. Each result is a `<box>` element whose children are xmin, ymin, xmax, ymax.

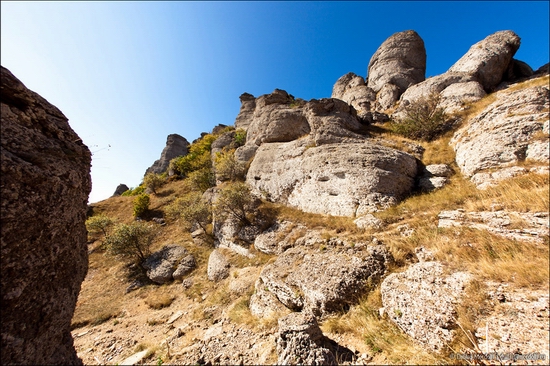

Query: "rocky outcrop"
<box><xmin>448</xmin><ymin>30</ymin><xmax>521</xmax><ymax>91</ymax></box>
<box><xmin>438</xmin><ymin>210</ymin><xmax>549</xmax><ymax>243</ymax></box>
<box><xmin>331</xmin><ymin>72</ymin><xmax>376</xmax><ymax>118</ymax></box>
<box><xmin>367</xmin><ymin>30</ymin><xmax>426</xmax><ymax>95</ymax></box>
<box><xmin>254</xmin><ymin>245</ymin><xmax>390</xmax><ymax>317</ymax></box>
<box><xmin>381</xmin><ymin>261</ymin><xmax>471</xmax><ymax>353</ymax></box>
<box><xmin>275</xmin><ymin>312</ymin><xmax>336</xmax><ymax>365</ymax></box>
<box><xmin>145</xmin><ymin>133</ymin><xmax>189</xmax><ymax>176</ymax></box>
<box><xmin>247</xmin><ymin>138</ymin><xmax>417</xmax><ymax>216</ymax></box>
<box><xmin>417</xmin><ymin>164</ymin><xmax>453</xmax><ymax>192</ymax></box>
<box><xmin>143</xmin><ymin>245</ymin><xmax>195</xmax><ymax>284</ymax></box>
<box><xmin>234</xmin><ymin>92</ymin><xmax>256</xmax><ymax>130</ymax></box>
<box><xmin>1</xmin><ymin>66</ymin><xmax>91</xmax><ymax>365</ymax></box>
<box><xmin>207</xmin><ymin>249</ymin><xmax>230</xmax><ymax>282</ymax></box>
<box><xmin>452</xmin><ymin>83</ymin><xmax>549</xmax><ymax>180</ymax></box>
<box><xmin>112</xmin><ymin>183</ymin><xmax>129</xmax><ymax>197</ymax></box>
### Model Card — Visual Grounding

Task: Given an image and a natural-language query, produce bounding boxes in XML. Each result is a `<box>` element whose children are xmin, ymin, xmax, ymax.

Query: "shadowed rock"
<box><xmin>1</xmin><ymin>66</ymin><xmax>91</xmax><ymax>365</ymax></box>
<box><xmin>145</xmin><ymin>133</ymin><xmax>189</xmax><ymax>176</ymax></box>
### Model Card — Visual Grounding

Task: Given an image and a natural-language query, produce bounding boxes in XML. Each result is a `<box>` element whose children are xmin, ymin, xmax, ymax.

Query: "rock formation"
<box><xmin>367</xmin><ymin>30</ymin><xmax>426</xmax><ymax>96</ymax></box>
<box><xmin>381</xmin><ymin>260</ymin><xmax>471</xmax><ymax>353</ymax></box>
<box><xmin>452</xmin><ymin>83</ymin><xmax>549</xmax><ymax>184</ymax></box>
<box><xmin>112</xmin><ymin>183</ymin><xmax>129</xmax><ymax>196</ymax></box>
<box><xmin>145</xmin><ymin>133</ymin><xmax>189</xmax><ymax>176</ymax></box>
<box><xmin>1</xmin><ymin>66</ymin><xmax>91</xmax><ymax>365</ymax></box>
<box><xmin>143</xmin><ymin>245</ymin><xmax>195</xmax><ymax>284</ymax></box>
<box><xmin>331</xmin><ymin>72</ymin><xmax>376</xmax><ymax>119</ymax></box>
<box><xmin>448</xmin><ymin>30</ymin><xmax>521</xmax><ymax>91</ymax></box>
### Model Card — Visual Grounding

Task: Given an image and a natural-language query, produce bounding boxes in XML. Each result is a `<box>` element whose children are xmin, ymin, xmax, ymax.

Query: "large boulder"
<box><xmin>448</xmin><ymin>30</ymin><xmax>521</xmax><ymax>91</ymax></box>
<box><xmin>381</xmin><ymin>261</ymin><xmax>471</xmax><ymax>353</ymax></box>
<box><xmin>367</xmin><ymin>30</ymin><xmax>426</xmax><ymax>94</ymax></box>
<box><xmin>143</xmin><ymin>245</ymin><xmax>195</xmax><ymax>284</ymax></box>
<box><xmin>275</xmin><ymin>312</ymin><xmax>336</xmax><ymax>365</ymax></box>
<box><xmin>145</xmin><ymin>133</ymin><xmax>189</xmax><ymax>175</ymax></box>
<box><xmin>331</xmin><ymin>72</ymin><xmax>376</xmax><ymax>118</ymax></box>
<box><xmin>255</xmin><ymin>245</ymin><xmax>391</xmax><ymax>317</ymax></box>
<box><xmin>452</xmin><ymin>84</ymin><xmax>549</xmax><ymax>180</ymax></box>
<box><xmin>207</xmin><ymin>249</ymin><xmax>230</xmax><ymax>282</ymax></box>
<box><xmin>1</xmin><ymin>66</ymin><xmax>91</xmax><ymax>365</ymax></box>
<box><xmin>246</xmin><ymin>138</ymin><xmax>417</xmax><ymax>216</ymax></box>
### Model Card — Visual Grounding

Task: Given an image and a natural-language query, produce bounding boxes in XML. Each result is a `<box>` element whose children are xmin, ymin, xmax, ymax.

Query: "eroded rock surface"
<box><xmin>448</xmin><ymin>30</ymin><xmax>521</xmax><ymax>91</ymax></box>
<box><xmin>452</xmin><ymin>83</ymin><xmax>549</xmax><ymax>180</ymax></box>
<box><xmin>143</xmin><ymin>245</ymin><xmax>194</xmax><ymax>284</ymax></box>
<box><xmin>381</xmin><ymin>261</ymin><xmax>471</xmax><ymax>353</ymax></box>
<box><xmin>255</xmin><ymin>245</ymin><xmax>391</xmax><ymax>317</ymax></box>
<box><xmin>145</xmin><ymin>133</ymin><xmax>189</xmax><ymax>176</ymax></box>
<box><xmin>207</xmin><ymin>249</ymin><xmax>230</xmax><ymax>282</ymax></box>
<box><xmin>1</xmin><ymin>66</ymin><xmax>91</xmax><ymax>365</ymax></box>
<box><xmin>247</xmin><ymin>139</ymin><xmax>417</xmax><ymax>216</ymax></box>
<box><xmin>367</xmin><ymin>30</ymin><xmax>426</xmax><ymax>94</ymax></box>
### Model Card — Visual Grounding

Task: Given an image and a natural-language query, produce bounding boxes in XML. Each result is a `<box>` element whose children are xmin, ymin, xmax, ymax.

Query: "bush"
<box><xmin>165</xmin><ymin>191</ymin><xmax>212</xmax><ymax>232</ymax></box>
<box><xmin>143</xmin><ymin>173</ymin><xmax>166</xmax><ymax>195</ymax></box>
<box><xmin>188</xmin><ymin>167</ymin><xmax>215</xmax><ymax>192</ymax></box>
<box><xmin>133</xmin><ymin>193</ymin><xmax>150</xmax><ymax>217</ymax></box>
<box><xmin>214</xmin><ymin>150</ymin><xmax>247</xmax><ymax>182</ymax></box>
<box><xmin>214</xmin><ymin>182</ymin><xmax>255</xmax><ymax>226</ymax></box>
<box><xmin>234</xmin><ymin>129</ymin><xmax>247</xmax><ymax>147</ymax></box>
<box><xmin>169</xmin><ymin>134</ymin><xmax>217</xmax><ymax>177</ymax></box>
<box><xmin>391</xmin><ymin>92</ymin><xmax>450</xmax><ymax>141</ymax></box>
<box><xmin>85</xmin><ymin>214</ymin><xmax>114</xmax><ymax>236</ymax></box>
<box><xmin>121</xmin><ymin>185</ymin><xmax>145</xmax><ymax>196</ymax></box>
<box><xmin>102</xmin><ymin>222</ymin><xmax>156</xmax><ymax>264</ymax></box>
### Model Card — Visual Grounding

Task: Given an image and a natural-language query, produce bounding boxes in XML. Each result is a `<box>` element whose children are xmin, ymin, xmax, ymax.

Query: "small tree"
<box><xmin>391</xmin><ymin>92</ymin><xmax>449</xmax><ymax>141</ymax></box>
<box><xmin>102</xmin><ymin>222</ymin><xmax>156</xmax><ymax>264</ymax></box>
<box><xmin>214</xmin><ymin>150</ymin><xmax>246</xmax><ymax>182</ymax></box>
<box><xmin>166</xmin><ymin>191</ymin><xmax>212</xmax><ymax>233</ymax></box>
<box><xmin>143</xmin><ymin>173</ymin><xmax>166</xmax><ymax>195</ymax></box>
<box><xmin>133</xmin><ymin>193</ymin><xmax>150</xmax><ymax>217</ymax></box>
<box><xmin>214</xmin><ymin>182</ymin><xmax>255</xmax><ymax>226</ymax></box>
<box><xmin>85</xmin><ymin>214</ymin><xmax>114</xmax><ymax>236</ymax></box>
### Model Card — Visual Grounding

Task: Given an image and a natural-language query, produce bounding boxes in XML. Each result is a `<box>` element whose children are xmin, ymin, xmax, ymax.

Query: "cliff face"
<box><xmin>1</xmin><ymin>66</ymin><xmax>91</xmax><ymax>365</ymax></box>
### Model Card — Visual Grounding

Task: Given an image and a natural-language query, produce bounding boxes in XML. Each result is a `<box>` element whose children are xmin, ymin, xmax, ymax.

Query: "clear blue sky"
<box><xmin>2</xmin><ymin>1</ymin><xmax>549</xmax><ymax>203</ymax></box>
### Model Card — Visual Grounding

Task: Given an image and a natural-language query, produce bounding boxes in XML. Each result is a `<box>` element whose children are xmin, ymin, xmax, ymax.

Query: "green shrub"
<box><xmin>169</xmin><ymin>134</ymin><xmax>217</xmax><ymax>177</ymax></box>
<box><xmin>234</xmin><ymin>129</ymin><xmax>247</xmax><ymax>147</ymax></box>
<box><xmin>133</xmin><ymin>193</ymin><xmax>150</xmax><ymax>217</ymax></box>
<box><xmin>143</xmin><ymin>173</ymin><xmax>166</xmax><ymax>195</ymax></box>
<box><xmin>165</xmin><ymin>191</ymin><xmax>212</xmax><ymax>232</ymax></box>
<box><xmin>188</xmin><ymin>167</ymin><xmax>215</xmax><ymax>192</ymax></box>
<box><xmin>121</xmin><ymin>185</ymin><xmax>145</xmax><ymax>196</ymax></box>
<box><xmin>214</xmin><ymin>182</ymin><xmax>255</xmax><ymax>226</ymax></box>
<box><xmin>391</xmin><ymin>92</ymin><xmax>450</xmax><ymax>141</ymax></box>
<box><xmin>102</xmin><ymin>222</ymin><xmax>156</xmax><ymax>263</ymax></box>
<box><xmin>214</xmin><ymin>150</ymin><xmax>247</xmax><ymax>182</ymax></box>
<box><xmin>85</xmin><ymin>214</ymin><xmax>114</xmax><ymax>236</ymax></box>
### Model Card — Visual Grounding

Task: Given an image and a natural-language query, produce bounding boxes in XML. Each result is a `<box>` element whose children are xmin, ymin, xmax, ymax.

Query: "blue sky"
<box><xmin>2</xmin><ymin>1</ymin><xmax>549</xmax><ymax>203</ymax></box>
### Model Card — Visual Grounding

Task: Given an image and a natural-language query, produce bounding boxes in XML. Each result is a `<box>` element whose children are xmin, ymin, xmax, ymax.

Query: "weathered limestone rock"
<box><xmin>438</xmin><ymin>210</ymin><xmax>549</xmax><ymax>243</ymax></box>
<box><xmin>375</xmin><ymin>83</ymin><xmax>402</xmax><ymax>111</ymax></box>
<box><xmin>367</xmin><ymin>30</ymin><xmax>426</xmax><ymax>94</ymax></box>
<box><xmin>438</xmin><ymin>81</ymin><xmax>486</xmax><ymax>114</ymax></box>
<box><xmin>1</xmin><ymin>66</ymin><xmax>91</xmax><ymax>365</ymax></box>
<box><xmin>145</xmin><ymin>133</ymin><xmax>189</xmax><ymax>176</ymax></box>
<box><xmin>143</xmin><ymin>245</ymin><xmax>193</xmax><ymax>284</ymax></box>
<box><xmin>452</xmin><ymin>84</ymin><xmax>549</xmax><ymax>179</ymax></box>
<box><xmin>172</xmin><ymin>255</ymin><xmax>197</xmax><ymax>281</ymax></box>
<box><xmin>381</xmin><ymin>261</ymin><xmax>471</xmax><ymax>353</ymax></box>
<box><xmin>246</xmin><ymin>139</ymin><xmax>417</xmax><ymax>216</ymax></box>
<box><xmin>275</xmin><ymin>312</ymin><xmax>336</xmax><ymax>365</ymax></box>
<box><xmin>253</xmin><ymin>220</ymin><xmax>306</xmax><ymax>255</ymax></box>
<box><xmin>249</xmin><ymin>277</ymin><xmax>290</xmax><ymax>319</ymax></box>
<box><xmin>331</xmin><ymin>72</ymin><xmax>376</xmax><ymax>117</ymax></box>
<box><xmin>256</xmin><ymin>245</ymin><xmax>390</xmax><ymax>317</ymax></box>
<box><xmin>207</xmin><ymin>249</ymin><xmax>230</xmax><ymax>282</ymax></box>
<box><xmin>112</xmin><ymin>183</ymin><xmax>129</xmax><ymax>197</ymax></box>
<box><xmin>504</xmin><ymin>58</ymin><xmax>534</xmax><ymax>82</ymax></box>
<box><xmin>417</xmin><ymin>164</ymin><xmax>453</xmax><ymax>192</ymax></box>
<box><xmin>448</xmin><ymin>30</ymin><xmax>521</xmax><ymax>91</ymax></box>
<box><xmin>354</xmin><ymin>213</ymin><xmax>383</xmax><ymax>230</ymax></box>
<box><xmin>234</xmin><ymin>92</ymin><xmax>257</xmax><ymax>130</ymax></box>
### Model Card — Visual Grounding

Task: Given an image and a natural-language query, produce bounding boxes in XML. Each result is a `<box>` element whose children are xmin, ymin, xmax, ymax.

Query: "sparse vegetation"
<box><xmin>121</xmin><ymin>185</ymin><xmax>146</xmax><ymax>196</ymax></box>
<box><xmin>133</xmin><ymin>193</ymin><xmax>150</xmax><ymax>217</ymax></box>
<box><xmin>214</xmin><ymin>149</ymin><xmax>247</xmax><ymax>182</ymax></box>
<box><xmin>102</xmin><ymin>221</ymin><xmax>156</xmax><ymax>264</ymax></box>
<box><xmin>165</xmin><ymin>191</ymin><xmax>212</xmax><ymax>233</ymax></box>
<box><xmin>85</xmin><ymin>214</ymin><xmax>115</xmax><ymax>236</ymax></box>
<box><xmin>391</xmin><ymin>92</ymin><xmax>452</xmax><ymax>141</ymax></box>
<box><xmin>143</xmin><ymin>173</ymin><xmax>166</xmax><ymax>195</ymax></box>
<box><xmin>214</xmin><ymin>182</ymin><xmax>255</xmax><ymax>226</ymax></box>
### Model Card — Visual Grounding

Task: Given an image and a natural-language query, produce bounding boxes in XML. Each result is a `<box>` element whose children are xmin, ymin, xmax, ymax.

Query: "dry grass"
<box><xmin>321</xmin><ymin>288</ymin><xmax>443</xmax><ymax>365</ymax></box>
<box><xmin>143</xmin><ymin>288</ymin><xmax>175</xmax><ymax>310</ymax></box>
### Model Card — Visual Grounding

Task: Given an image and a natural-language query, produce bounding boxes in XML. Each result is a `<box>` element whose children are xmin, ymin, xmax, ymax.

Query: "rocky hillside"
<box><xmin>76</xmin><ymin>30</ymin><xmax>549</xmax><ymax>365</ymax></box>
